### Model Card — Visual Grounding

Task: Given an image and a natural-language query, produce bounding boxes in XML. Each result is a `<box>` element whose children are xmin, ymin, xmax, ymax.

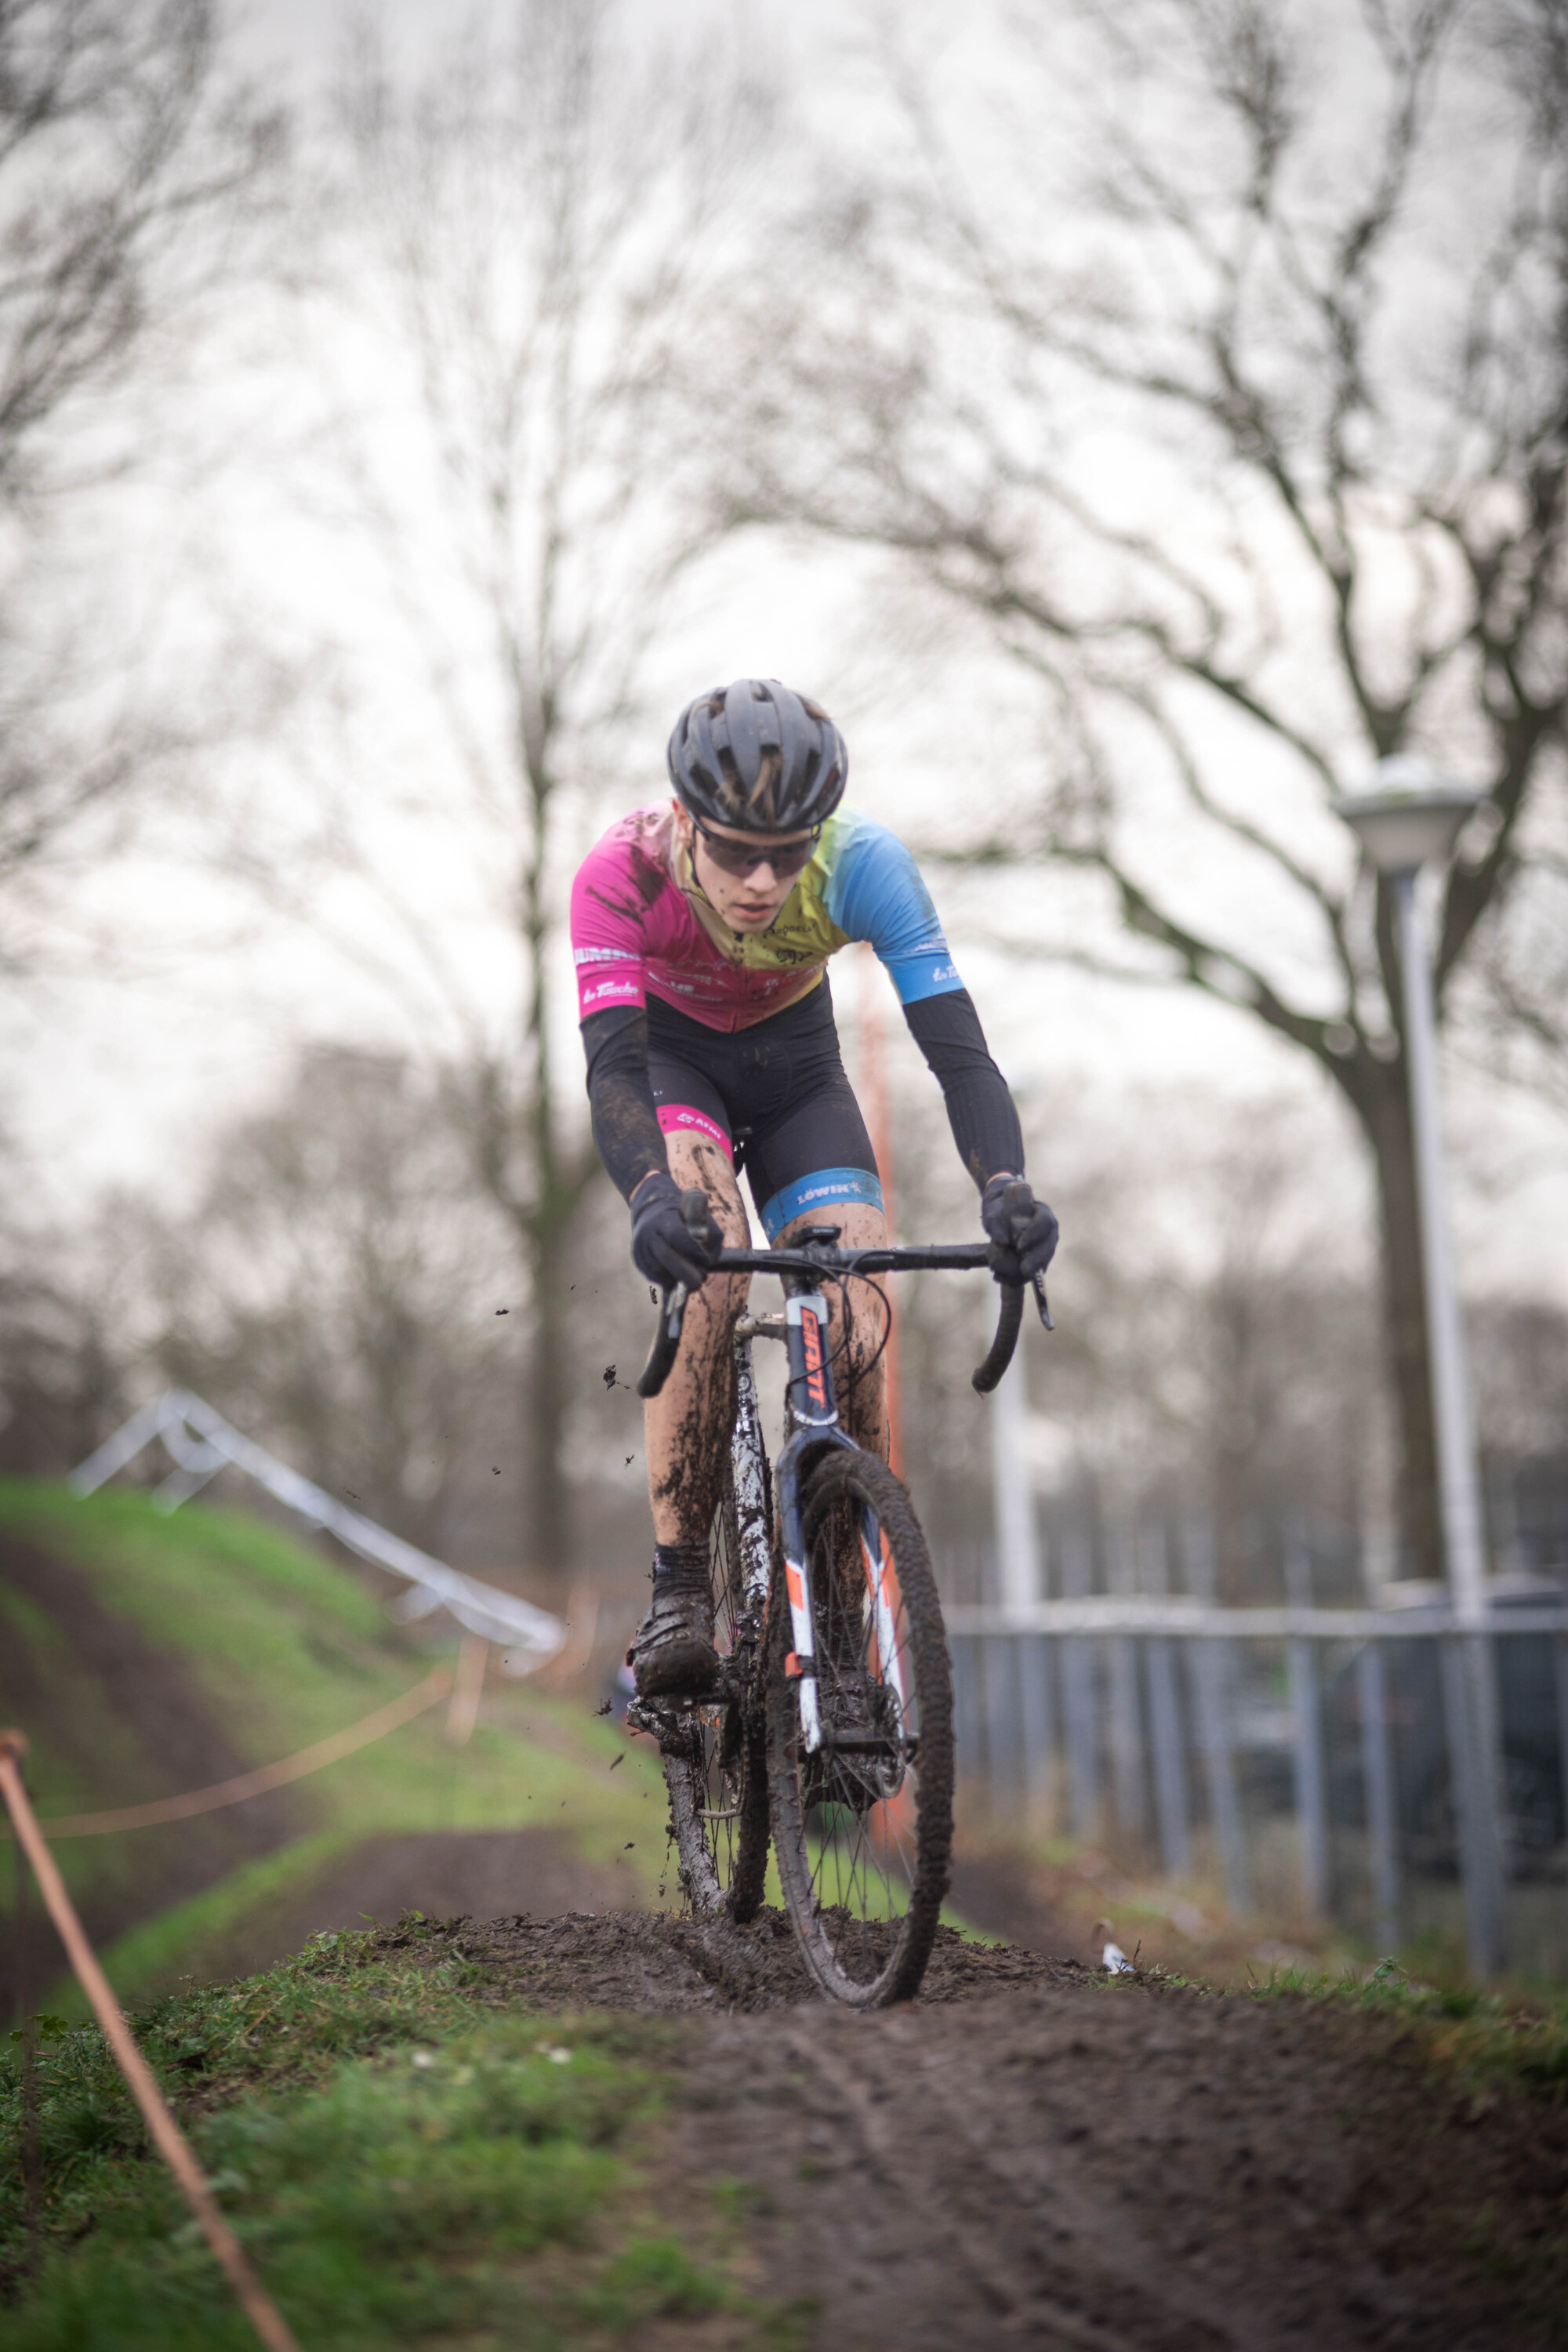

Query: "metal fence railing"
<box><xmin>946</xmin><ymin>1596</ymin><xmax>1568</xmax><ymax>1979</ymax></box>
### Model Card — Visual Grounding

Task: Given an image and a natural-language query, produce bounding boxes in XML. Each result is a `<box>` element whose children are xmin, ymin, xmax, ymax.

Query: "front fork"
<box><xmin>773</xmin><ymin>1291</ymin><xmax>904</xmax><ymax>1755</ymax></box>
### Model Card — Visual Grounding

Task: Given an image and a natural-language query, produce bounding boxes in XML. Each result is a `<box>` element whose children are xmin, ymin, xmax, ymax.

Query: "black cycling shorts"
<box><xmin>646</xmin><ymin>977</ymin><xmax>882</xmax><ymax>1240</ymax></box>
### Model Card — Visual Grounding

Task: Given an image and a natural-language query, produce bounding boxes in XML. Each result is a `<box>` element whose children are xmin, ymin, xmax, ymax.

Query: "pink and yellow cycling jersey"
<box><xmin>570</xmin><ymin>803</ymin><xmax>964</xmax><ymax>1033</ymax></box>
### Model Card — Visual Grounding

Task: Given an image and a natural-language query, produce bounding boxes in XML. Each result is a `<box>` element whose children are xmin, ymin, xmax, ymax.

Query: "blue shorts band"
<box><xmin>760</xmin><ymin>1165</ymin><xmax>884</xmax><ymax>1242</ymax></box>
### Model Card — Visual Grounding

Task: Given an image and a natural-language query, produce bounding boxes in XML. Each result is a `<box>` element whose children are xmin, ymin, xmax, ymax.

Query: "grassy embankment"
<box><xmin>0</xmin><ymin>1924</ymin><xmax>807</xmax><ymax>2349</ymax></box>
<box><xmin>0</xmin><ymin>1479</ymin><xmax>667</xmax><ymax>2009</ymax></box>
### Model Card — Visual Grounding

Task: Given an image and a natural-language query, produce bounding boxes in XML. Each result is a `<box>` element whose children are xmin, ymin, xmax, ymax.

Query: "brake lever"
<box><xmin>636</xmin><ymin>1278</ymin><xmax>691</xmax><ymax>1398</ymax></box>
<box><xmin>1001</xmin><ymin>1178</ymin><xmax>1055</xmax><ymax>1334</ymax></box>
<box><xmin>637</xmin><ymin>1189</ymin><xmax>717</xmax><ymax>1400</ymax></box>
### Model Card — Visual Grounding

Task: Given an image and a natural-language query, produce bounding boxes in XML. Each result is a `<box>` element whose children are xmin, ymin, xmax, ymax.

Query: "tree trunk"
<box><xmin>515</xmin><ymin>746</ymin><xmax>580</xmax><ymax>1599</ymax></box>
<box><xmin>522</xmin><ymin>1200</ymin><xmax>572</xmax><ymax>1595</ymax></box>
<box><xmin>1346</xmin><ymin>1053</ymin><xmax>1443</xmax><ymax>1584</ymax></box>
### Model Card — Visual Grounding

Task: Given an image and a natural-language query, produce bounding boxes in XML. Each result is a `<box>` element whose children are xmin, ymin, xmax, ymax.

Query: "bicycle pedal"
<box><xmin>626</xmin><ymin>1671</ymin><xmax>731</xmax><ymax>1741</ymax></box>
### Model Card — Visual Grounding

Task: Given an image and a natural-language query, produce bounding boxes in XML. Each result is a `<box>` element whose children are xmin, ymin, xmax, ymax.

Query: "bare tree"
<box><xmin>0</xmin><ymin>1224</ymin><xmax>126</xmax><ymax>1475</ymax></box>
<box><xmin>0</xmin><ymin>0</ymin><xmax>285</xmax><ymax>926</ymax></box>
<box><xmin>887</xmin><ymin>1064</ymin><xmax>1384</xmax><ymax>1600</ymax></box>
<box><xmin>718</xmin><ymin>0</ymin><xmax>1568</xmax><ymax>1577</ymax></box>
<box><xmin>275</xmin><ymin>2</ymin><xmax>771</xmax><ymax>1588</ymax></box>
<box><xmin>135</xmin><ymin>1046</ymin><xmax>519</xmax><ymax>1554</ymax></box>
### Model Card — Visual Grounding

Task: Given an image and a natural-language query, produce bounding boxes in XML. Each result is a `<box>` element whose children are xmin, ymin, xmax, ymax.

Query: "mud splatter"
<box><xmin>626</xmin><ymin>838</ymin><xmax>670</xmax><ymax>909</ymax></box>
<box><xmin>583</xmin><ymin>883</ymin><xmax>646</xmax><ymax>920</ymax></box>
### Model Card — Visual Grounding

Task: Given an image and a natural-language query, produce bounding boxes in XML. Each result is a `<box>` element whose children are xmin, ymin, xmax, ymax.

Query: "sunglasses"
<box><xmin>691</xmin><ymin>815</ymin><xmax>820</xmax><ymax>879</ymax></box>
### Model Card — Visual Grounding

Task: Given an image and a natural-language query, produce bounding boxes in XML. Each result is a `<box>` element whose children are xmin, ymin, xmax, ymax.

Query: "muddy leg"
<box><xmin>775</xmin><ymin>1197</ymin><xmax>891</xmax><ymax>1642</ymax></box>
<box><xmin>644</xmin><ymin>1132</ymin><xmax>752</xmax><ymax>1546</ymax></box>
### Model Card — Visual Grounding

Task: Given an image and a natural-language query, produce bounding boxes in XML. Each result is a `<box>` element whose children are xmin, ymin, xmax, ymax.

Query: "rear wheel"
<box><xmin>767</xmin><ymin>1446</ymin><xmax>954</xmax><ymax>2006</ymax></box>
<box><xmin>660</xmin><ymin>1456</ymin><xmax>771</xmax><ymax>1921</ymax></box>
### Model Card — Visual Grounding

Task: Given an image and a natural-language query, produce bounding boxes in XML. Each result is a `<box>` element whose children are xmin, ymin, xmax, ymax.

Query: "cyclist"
<box><xmin>572</xmin><ymin>677</ymin><xmax>1058</xmax><ymax>1697</ymax></box>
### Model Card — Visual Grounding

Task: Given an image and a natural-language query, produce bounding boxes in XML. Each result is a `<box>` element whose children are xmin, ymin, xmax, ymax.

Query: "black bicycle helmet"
<box><xmin>666</xmin><ymin>678</ymin><xmax>848</xmax><ymax>833</ymax></box>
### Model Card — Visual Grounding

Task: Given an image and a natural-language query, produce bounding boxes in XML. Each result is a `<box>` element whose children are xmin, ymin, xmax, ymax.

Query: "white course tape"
<box><xmin>70</xmin><ymin>1388</ymin><xmax>564</xmax><ymax>1674</ymax></box>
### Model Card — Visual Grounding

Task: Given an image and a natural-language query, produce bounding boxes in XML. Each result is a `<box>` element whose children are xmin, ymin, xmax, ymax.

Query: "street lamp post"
<box><xmin>1334</xmin><ymin>756</ymin><xmax>1506</xmax><ymax>1974</ymax></box>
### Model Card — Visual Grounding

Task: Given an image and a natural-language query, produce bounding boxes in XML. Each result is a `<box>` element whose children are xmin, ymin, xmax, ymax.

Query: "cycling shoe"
<box><xmin>628</xmin><ymin>1585</ymin><xmax>718</xmax><ymax>1698</ymax></box>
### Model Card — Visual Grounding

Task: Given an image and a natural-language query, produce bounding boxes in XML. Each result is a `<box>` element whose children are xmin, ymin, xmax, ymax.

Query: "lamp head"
<box><xmin>1333</xmin><ymin>756</ymin><xmax>1486</xmax><ymax>876</ymax></box>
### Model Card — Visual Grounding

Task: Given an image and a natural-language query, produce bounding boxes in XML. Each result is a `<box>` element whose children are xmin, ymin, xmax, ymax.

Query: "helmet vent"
<box><xmin>667</xmin><ymin>677</ymin><xmax>848</xmax><ymax>835</ymax></box>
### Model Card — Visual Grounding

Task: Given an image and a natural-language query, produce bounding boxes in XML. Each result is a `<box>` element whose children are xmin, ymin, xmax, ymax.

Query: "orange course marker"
<box><xmin>16</xmin><ymin>1666</ymin><xmax>452</xmax><ymax>1838</ymax></box>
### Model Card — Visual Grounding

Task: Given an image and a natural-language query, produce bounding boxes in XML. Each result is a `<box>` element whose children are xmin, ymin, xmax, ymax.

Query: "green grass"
<box><xmin>1140</xmin><ymin>1951</ymin><xmax>1568</xmax><ymax>2105</ymax></box>
<box><xmin>0</xmin><ymin>1927</ymin><xmax>795</xmax><ymax>2348</ymax></box>
<box><xmin>0</xmin><ymin>1480</ymin><xmax>390</xmax><ymax>1744</ymax></box>
<box><xmin>0</xmin><ymin>1480</ymin><xmax>670</xmax><ymax>2011</ymax></box>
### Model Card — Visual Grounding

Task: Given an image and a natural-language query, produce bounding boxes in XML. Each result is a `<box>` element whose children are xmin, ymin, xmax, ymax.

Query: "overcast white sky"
<box><xmin>5</xmin><ymin>0</ymin><xmax>1564</xmax><ymax>1310</ymax></box>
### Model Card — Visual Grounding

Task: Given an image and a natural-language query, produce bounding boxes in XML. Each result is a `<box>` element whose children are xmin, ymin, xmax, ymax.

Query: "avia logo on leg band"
<box><xmin>655</xmin><ymin>1103</ymin><xmax>731</xmax><ymax>1155</ymax></box>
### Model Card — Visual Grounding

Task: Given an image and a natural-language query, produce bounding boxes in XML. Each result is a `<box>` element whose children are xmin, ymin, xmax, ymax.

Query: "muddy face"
<box><xmin>671</xmin><ymin>802</ymin><xmax>812</xmax><ymax>935</ymax></box>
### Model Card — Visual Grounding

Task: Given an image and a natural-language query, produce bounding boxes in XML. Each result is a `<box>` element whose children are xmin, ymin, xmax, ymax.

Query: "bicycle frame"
<box><xmin>636</xmin><ymin>1200</ymin><xmax>1053</xmax><ymax>1984</ymax></box>
<box><xmin>637</xmin><ymin>1200</ymin><xmax>1050</xmax><ymax>1759</ymax></box>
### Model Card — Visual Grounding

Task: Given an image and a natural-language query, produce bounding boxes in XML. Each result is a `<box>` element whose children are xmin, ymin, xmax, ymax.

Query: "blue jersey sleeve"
<box><xmin>821</xmin><ymin>811</ymin><xmax>966</xmax><ymax>1004</ymax></box>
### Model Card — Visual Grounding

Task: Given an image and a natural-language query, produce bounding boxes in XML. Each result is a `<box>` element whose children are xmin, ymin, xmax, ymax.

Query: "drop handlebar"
<box><xmin>635</xmin><ymin>1183</ymin><xmax>1051</xmax><ymax>1401</ymax></box>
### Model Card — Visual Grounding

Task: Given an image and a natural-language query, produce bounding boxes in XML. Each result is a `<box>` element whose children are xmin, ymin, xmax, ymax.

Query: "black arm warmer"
<box><xmin>582</xmin><ymin>1005</ymin><xmax>667</xmax><ymax>1203</ymax></box>
<box><xmin>903</xmin><ymin>989</ymin><xmax>1025</xmax><ymax>1191</ymax></box>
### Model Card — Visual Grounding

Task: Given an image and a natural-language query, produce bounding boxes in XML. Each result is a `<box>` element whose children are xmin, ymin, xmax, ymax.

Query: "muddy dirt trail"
<box><xmin>376</xmin><ymin>1907</ymin><xmax>1567</xmax><ymax>2350</ymax></box>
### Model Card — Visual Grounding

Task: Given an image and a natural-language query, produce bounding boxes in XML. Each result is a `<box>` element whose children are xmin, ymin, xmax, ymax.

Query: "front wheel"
<box><xmin>767</xmin><ymin>1446</ymin><xmax>954</xmax><ymax>2007</ymax></box>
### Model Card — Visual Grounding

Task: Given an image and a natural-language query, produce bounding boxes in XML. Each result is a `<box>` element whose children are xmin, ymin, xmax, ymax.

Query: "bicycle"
<box><xmin>627</xmin><ymin>1184</ymin><xmax>1050</xmax><ymax>2009</ymax></box>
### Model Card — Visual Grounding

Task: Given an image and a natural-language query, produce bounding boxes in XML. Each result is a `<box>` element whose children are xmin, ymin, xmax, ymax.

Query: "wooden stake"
<box><xmin>445</xmin><ymin>1635</ymin><xmax>488</xmax><ymax>1744</ymax></box>
<box><xmin>0</xmin><ymin>1732</ymin><xmax>303</xmax><ymax>2352</ymax></box>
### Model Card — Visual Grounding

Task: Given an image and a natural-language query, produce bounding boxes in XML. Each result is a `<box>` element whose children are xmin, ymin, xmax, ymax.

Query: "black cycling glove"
<box><xmin>630</xmin><ymin>1172</ymin><xmax>723</xmax><ymax>1288</ymax></box>
<box><xmin>981</xmin><ymin>1174</ymin><xmax>1059</xmax><ymax>1283</ymax></box>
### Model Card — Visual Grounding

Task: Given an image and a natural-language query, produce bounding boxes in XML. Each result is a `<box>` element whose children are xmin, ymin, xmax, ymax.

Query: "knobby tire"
<box><xmin>766</xmin><ymin>1447</ymin><xmax>954</xmax><ymax>2007</ymax></box>
<box><xmin>661</xmin><ymin>1457</ymin><xmax>770</xmax><ymax>1921</ymax></box>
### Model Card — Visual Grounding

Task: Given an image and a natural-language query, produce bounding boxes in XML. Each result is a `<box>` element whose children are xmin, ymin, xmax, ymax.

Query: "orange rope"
<box><xmin>11</xmin><ymin>1666</ymin><xmax>453</xmax><ymax>1838</ymax></box>
<box><xmin>0</xmin><ymin>1732</ymin><xmax>303</xmax><ymax>2352</ymax></box>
